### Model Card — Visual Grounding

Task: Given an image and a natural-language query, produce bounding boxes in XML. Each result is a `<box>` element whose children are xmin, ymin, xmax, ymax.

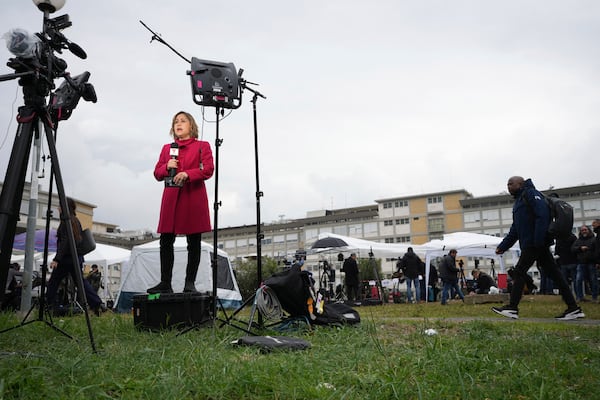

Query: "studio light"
<box><xmin>32</xmin><ymin>0</ymin><xmax>66</xmax><ymax>13</ymax></box>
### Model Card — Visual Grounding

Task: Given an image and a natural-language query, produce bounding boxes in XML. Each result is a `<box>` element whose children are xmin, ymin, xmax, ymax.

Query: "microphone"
<box><xmin>165</xmin><ymin>142</ymin><xmax>180</xmax><ymax>187</ymax></box>
<box><xmin>67</xmin><ymin>41</ymin><xmax>87</xmax><ymax>59</ymax></box>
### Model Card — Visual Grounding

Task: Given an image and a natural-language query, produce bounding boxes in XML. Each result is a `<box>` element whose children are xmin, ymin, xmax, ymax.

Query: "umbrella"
<box><xmin>12</xmin><ymin>229</ymin><xmax>58</xmax><ymax>252</ymax></box>
<box><xmin>311</xmin><ymin>236</ymin><xmax>351</xmax><ymax>249</ymax></box>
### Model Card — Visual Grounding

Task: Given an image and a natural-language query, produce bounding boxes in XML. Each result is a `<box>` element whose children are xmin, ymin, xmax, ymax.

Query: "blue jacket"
<box><xmin>498</xmin><ymin>179</ymin><xmax>551</xmax><ymax>251</ymax></box>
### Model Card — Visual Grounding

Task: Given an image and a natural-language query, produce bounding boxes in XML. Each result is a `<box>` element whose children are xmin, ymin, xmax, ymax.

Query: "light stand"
<box><xmin>0</xmin><ymin>2</ymin><xmax>97</xmax><ymax>351</ymax></box>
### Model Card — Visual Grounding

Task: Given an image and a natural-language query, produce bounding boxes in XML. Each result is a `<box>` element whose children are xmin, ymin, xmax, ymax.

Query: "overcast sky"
<box><xmin>1</xmin><ymin>1</ymin><xmax>599</xmax><ymax>232</ymax></box>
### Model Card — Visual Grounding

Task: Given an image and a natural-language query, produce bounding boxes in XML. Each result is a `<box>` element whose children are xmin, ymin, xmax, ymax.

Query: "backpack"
<box><xmin>522</xmin><ymin>193</ymin><xmax>573</xmax><ymax>240</ymax></box>
<box><xmin>545</xmin><ymin>196</ymin><xmax>574</xmax><ymax>239</ymax></box>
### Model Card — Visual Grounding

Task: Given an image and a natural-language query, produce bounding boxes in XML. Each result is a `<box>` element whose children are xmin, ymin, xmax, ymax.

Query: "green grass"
<box><xmin>1</xmin><ymin>295</ymin><xmax>599</xmax><ymax>400</ymax></box>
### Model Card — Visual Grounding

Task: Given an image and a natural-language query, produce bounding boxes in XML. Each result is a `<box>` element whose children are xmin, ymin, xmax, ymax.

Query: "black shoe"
<box><xmin>183</xmin><ymin>281</ymin><xmax>198</xmax><ymax>293</ymax></box>
<box><xmin>147</xmin><ymin>282</ymin><xmax>173</xmax><ymax>294</ymax></box>
<box><xmin>491</xmin><ymin>306</ymin><xmax>519</xmax><ymax>319</ymax></box>
<box><xmin>555</xmin><ymin>306</ymin><xmax>585</xmax><ymax>320</ymax></box>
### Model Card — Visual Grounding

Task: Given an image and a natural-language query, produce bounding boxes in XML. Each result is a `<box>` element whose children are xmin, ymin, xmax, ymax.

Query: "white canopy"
<box><xmin>310</xmin><ymin>232</ymin><xmax>421</xmax><ymax>258</ymax></box>
<box><xmin>421</xmin><ymin>232</ymin><xmax>521</xmax><ymax>301</ymax></box>
<box><xmin>83</xmin><ymin>243</ymin><xmax>131</xmax><ymax>302</ymax></box>
<box><xmin>114</xmin><ymin>238</ymin><xmax>242</xmax><ymax>312</ymax></box>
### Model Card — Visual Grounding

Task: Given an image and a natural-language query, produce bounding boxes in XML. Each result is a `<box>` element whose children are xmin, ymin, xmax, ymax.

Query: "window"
<box><xmin>396</xmin><ymin>218</ymin><xmax>409</xmax><ymax>225</ymax></box>
<box><xmin>464</xmin><ymin>212</ymin><xmax>480</xmax><ymax>223</ymax></box>
<box><xmin>427</xmin><ymin>196</ymin><xmax>442</xmax><ymax>204</ymax></box>
<box><xmin>481</xmin><ymin>209</ymin><xmax>499</xmax><ymax>221</ymax></box>
<box><xmin>396</xmin><ymin>236</ymin><xmax>411</xmax><ymax>243</ymax></box>
<box><xmin>384</xmin><ymin>220</ymin><xmax>394</xmax><ymax>226</ymax></box>
<box><xmin>428</xmin><ymin>217</ymin><xmax>444</xmax><ymax>232</ymax></box>
<box><xmin>363</xmin><ymin>222</ymin><xmax>378</xmax><ymax>234</ymax></box>
<box><xmin>333</xmin><ymin>226</ymin><xmax>348</xmax><ymax>236</ymax></box>
<box><xmin>394</xmin><ymin>200</ymin><xmax>408</xmax><ymax>208</ymax></box>
<box><xmin>383</xmin><ymin>202</ymin><xmax>392</xmax><ymax>209</ymax></box>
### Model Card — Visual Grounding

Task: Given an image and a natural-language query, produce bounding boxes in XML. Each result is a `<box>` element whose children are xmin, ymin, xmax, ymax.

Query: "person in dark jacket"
<box><xmin>492</xmin><ymin>176</ymin><xmax>583</xmax><ymax>320</ymax></box>
<box><xmin>47</xmin><ymin>197</ymin><xmax>102</xmax><ymax>316</ymax></box>
<box><xmin>555</xmin><ymin>233</ymin><xmax>578</xmax><ymax>296</ymax></box>
<box><xmin>438</xmin><ymin>249</ymin><xmax>464</xmax><ymax>305</ymax></box>
<box><xmin>398</xmin><ymin>247</ymin><xmax>423</xmax><ymax>303</ymax></box>
<box><xmin>571</xmin><ymin>225</ymin><xmax>597</xmax><ymax>302</ymax></box>
<box><xmin>342</xmin><ymin>253</ymin><xmax>360</xmax><ymax>301</ymax></box>
<box><xmin>471</xmin><ymin>269</ymin><xmax>496</xmax><ymax>294</ymax></box>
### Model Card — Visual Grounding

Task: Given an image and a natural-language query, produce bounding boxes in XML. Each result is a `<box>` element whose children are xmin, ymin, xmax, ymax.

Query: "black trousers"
<box><xmin>509</xmin><ymin>246</ymin><xmax>577</xmax><ymax>309</ymax></box>
<box><xmin>159</xmin><ymin>233</ymin><xmax>202</xmax><ymax>282</ymax></box>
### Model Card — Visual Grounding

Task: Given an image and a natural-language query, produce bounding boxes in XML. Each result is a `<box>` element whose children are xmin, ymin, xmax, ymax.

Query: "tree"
<box><xmin>233</xmin><ymin>257</ymin><xmax>280</xmax><ymax>301</ymax></box>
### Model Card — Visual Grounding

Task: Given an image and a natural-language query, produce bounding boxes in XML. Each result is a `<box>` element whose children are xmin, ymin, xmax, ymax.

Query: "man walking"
<box><xmin>492</xmin><ymin>176</ymin><xmax>584</xmax><ymax>320</ymax></box>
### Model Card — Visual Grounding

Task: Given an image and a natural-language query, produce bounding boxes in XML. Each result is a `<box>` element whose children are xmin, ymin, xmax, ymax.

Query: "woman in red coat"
<box><xmin>147</xmin><ymin>111</ymin><xmax>214</xmax><ymax>294</ymax></box>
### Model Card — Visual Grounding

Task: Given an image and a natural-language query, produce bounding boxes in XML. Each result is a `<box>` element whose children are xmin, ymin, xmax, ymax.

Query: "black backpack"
<box><xmin>522</xmin><ymin>193</ymin><xmax>574</xmax><ymax>240</ymax></box>
<box><xmin>546</xmin><ymin>196</ymin><xmax>574</xmax><ymax>239</ymax></box>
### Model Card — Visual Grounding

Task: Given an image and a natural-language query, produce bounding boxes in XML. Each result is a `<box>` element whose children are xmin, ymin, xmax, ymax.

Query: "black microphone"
<box><xmin>67</xmin><ymin>41</ymin><xmax>87</xmax><ymax>59</ymax></box>
<box><xmin>168</xmin><ymin>142</ymin><xmax>179</xmax><ymax>179</ymax></box>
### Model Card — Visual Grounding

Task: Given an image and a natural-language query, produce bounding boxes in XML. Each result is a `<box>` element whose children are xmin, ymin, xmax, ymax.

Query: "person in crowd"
<box><xmin>427</xmin><ymin>262</ymin><xmax>440</xmax><ymax>302</ymax></box>
<box><xmin>47</xmin><ymin>197</ymin><xmax>102</xmax><ymax>315</ymax></box>
<box><xmin>593</xmin><ymin>219</ymin><xmax>600</xmax><ymax>295</ymax></box>
<box><xmin>470</xmin><ymin>268</ymin><xmax>496</xmax><ymax>294</ymax></box>
<box><xmin>555</xmin><ymin>232</ymin><xmax>578</xmax><ymax>297</ymax></box>
<box><xmin>492</xmin><ymin>176</ymin><xmax>583</xmax><ymax>320</ymax></box>
<box><xmin>86</xmin><ymin>264</ymin><xmax>103</xmax><ymax>294</ymax></box>
<box><xmin>438</xmin><ymin>249</ymin><xmax>464</xmax><ymax>305</ymax></box>
<box><xmin>342</xmin><ymin>253</ymin><xmax>359</xmax><ymax>301</ymax></box>
<box><xmin>148</xmin><ymin>111</ymin><xmax>214</xmax><ymax>294</ymax></box>
<box><xmin>398</xmin><ymin>247</ymin><xmax>423</xmax><ymax>303</ymax></box>
<box><xmin>1</xmin><ymin>263</ymin><xmax>23</xmax><ymax>310</ymax></box>
<box><xmin>571</xmin><ymin>224</ymin><xmax>598</xmax><ymax>303</ymax></box>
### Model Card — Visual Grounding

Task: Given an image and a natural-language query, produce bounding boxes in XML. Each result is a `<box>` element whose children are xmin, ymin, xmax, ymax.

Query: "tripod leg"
<box><xmin>0</xmin><ymin>109</ymin><xmax>36</xmax><ymax>301</ymax></box>
<box><xmin>42</xmin><ymin>114</ymin><xmax>97</xmax><ymax>353</ymax></box>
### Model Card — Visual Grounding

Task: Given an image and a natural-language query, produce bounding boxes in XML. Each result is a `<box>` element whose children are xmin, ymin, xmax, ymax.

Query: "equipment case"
<box><xmin>132</xmin><ymin>293</ymin><xmax>213</xmax><ymax>331</ymax></box>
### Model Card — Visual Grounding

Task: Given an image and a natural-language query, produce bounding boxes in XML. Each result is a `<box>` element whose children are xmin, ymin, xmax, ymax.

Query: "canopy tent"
<box><xmin>83</xmin><ymin>243</ymin><xmax>131</xmax><ymax>302</ymax></box>
<box><xmin>13</xmin><ymin>229</ymin><xmax>58</xmax><ymax>252</ymax></box>
<box><xmin>310</xmin><ymin>232</ymin><xmax>421</xmax><ymax>258</ymax></box>
<box><xmin>421</xmin><ymin>232</ymin><xmax>521</xmax><ymax>301</ymax></box>
<box><xmin>114</xmin><ymin>238</ymin><xmax>242</xmax><ymax>313</ymax></box>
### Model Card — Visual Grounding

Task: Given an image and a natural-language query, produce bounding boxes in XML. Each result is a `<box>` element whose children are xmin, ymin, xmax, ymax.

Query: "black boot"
<box><xmin>183</xmin><ymin>280</ymin><xmax>198</xmax><ymax>293</ymax></box>
<box><xmin>184</xmin><ymin>234</ymin><xmax>201</xmax><ymax>293</ymax></box>
<box><xmin>147</xmin><ymin>281</ymin><xmax>173</xmax><ymax>294</ymax></box>
<box><xmin>149</xmin><ymin>235</ymin><xmax>176</xmax><ymax>294</ymax></box>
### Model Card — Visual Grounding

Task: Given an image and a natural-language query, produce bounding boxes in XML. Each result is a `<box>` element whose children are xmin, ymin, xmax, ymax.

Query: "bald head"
<box><xmin>507</xmin><ymin>176</ymin><xmax>525</xmax><ymax>196</ymax></box>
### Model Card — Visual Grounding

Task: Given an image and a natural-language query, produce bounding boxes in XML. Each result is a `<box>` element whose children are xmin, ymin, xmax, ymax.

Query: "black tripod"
<box><xmin>217</xmin><ymin>85</ymin><xmax>267</xmax><ymax>334</ymax></box>
<box><xmin>0</xmin><ymin>6</ymin><xmax>97</xmax><ymax>351</ymax></box>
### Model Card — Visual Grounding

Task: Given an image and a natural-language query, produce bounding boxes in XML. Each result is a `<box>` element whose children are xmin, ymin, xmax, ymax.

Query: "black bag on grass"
<box><xmin>313</xmin><ymin>302</ymin><xmax>360</xmax><ymax>326</ymax></box>
<box><xmin>264</xmin><ymin>265</ymin><xmax>314</xmax><ymax>318</ymax></box>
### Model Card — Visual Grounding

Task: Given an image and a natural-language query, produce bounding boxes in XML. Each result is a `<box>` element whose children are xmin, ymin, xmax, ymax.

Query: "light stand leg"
<box><xmin>251</xmin><ymin>93</ymin><xmax>264</xmax><ymax>329</ymax></box>
<box><xmin>211</xmin><ymin>106</ymin><xmax>222</xmax><ymax>320</ymax></box>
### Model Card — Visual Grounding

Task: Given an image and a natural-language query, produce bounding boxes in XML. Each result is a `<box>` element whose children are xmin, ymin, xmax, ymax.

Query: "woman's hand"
<box><xmin>174</xmin><ymin>171</ymin><xmax>188</xmax><ymax>185</ymax></box>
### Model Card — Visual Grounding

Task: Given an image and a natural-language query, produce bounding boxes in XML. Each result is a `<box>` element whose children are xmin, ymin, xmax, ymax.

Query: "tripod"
<box><xmin>0</xmin><ymin>104</ymin><xmax>96</xmax><ymax>351</ymax></box>
<box><xmin>217</xmin><ymin>86</ymin><xmax>267</xmax><ymax>334</ymax></box>
<box><xmin>0</xmin><ymin>6</ymin><xmax>97</xmax><ymax>351</ymax></box>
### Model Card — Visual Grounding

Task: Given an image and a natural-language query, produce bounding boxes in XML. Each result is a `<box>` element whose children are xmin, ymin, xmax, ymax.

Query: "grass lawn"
<box><xmin>1</xmin><ymin>295</ymin><xmax>599</xmax><ymax>400</ymax></box>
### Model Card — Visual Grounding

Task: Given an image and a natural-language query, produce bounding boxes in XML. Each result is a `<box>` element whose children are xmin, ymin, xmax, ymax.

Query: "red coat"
<box><xmin>154</xmin><ymin>138</ymin><xmax>214</xmax><ymax>234</ymax></box>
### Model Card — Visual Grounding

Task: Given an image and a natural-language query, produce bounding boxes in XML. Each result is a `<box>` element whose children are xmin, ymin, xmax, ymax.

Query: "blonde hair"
<box><xmin>169</xmin><ymin>111</ymin><xmax>199</xmax><ymax>139</ymax></box>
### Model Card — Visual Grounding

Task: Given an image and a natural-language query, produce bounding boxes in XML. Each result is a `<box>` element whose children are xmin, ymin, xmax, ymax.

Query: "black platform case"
<box><xmin>132</xmin><ymin>293</ymin><xmax>213</xmax><ymax>331</ymax></box>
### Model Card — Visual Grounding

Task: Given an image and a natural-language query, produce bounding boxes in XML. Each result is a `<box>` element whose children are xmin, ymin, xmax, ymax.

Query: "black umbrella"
<box><xmin>310</xmin><ymin>237</ymin><xmax>350</xmax><ymax>249</ymax></box>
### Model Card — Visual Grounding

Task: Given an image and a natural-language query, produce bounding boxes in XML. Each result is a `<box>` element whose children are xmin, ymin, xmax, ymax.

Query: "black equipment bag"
<box><xmin>313</xmin><ymin>302</ymin><xmax>360</xmax><ymax>326</ymax></box>
<box><xmin>264</xmin><ymin>265</ymin><xmax>313</xmax><ymax>318</ymax></box>
<box><xmin>233</xmin><ymin>335</ymin><xmax>311</xmax><ymax>352</ymax></box>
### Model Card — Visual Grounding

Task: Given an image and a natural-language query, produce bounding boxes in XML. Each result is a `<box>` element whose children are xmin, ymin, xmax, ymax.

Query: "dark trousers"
<box><xmin>159</xmin><ymin>233</ymin><xmax>202</xmax><ymax>282</ymax></box>
<box><xmin>47</xmin><ymin>256</ymin><xmax>101</xmax><ymax>309</ymax></box>
<box><xmin>509</xmin><ymin>247</ymin><xmax>577</xmax><ymax>309</ymax></box>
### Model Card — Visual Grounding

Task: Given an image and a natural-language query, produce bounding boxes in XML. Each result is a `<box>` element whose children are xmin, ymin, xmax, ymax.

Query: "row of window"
<box><xmin>381</xmin><ymin>196</ymin><xmax>443</xmax><ymax>209</ymax></box>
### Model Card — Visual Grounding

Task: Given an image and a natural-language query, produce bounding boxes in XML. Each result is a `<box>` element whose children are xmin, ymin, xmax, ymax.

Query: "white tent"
<box><xmin>421</xmin><ymin>232</ymin><xmax>521</xmax><ymax>301</ymax></box>
<box><xmin>114</xmin><ymin>238</ymin><xmax>242</xmax><ymax>313</ymax></box>
<box><xmin>83</xmin><ymin>243</ymin><xmax>131</xmax><ymax>302</ymax></box>
<box><xmin>310</xmin><ymin>232</ymin><xmax>422</xmax><ymax>258</ymax></box>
